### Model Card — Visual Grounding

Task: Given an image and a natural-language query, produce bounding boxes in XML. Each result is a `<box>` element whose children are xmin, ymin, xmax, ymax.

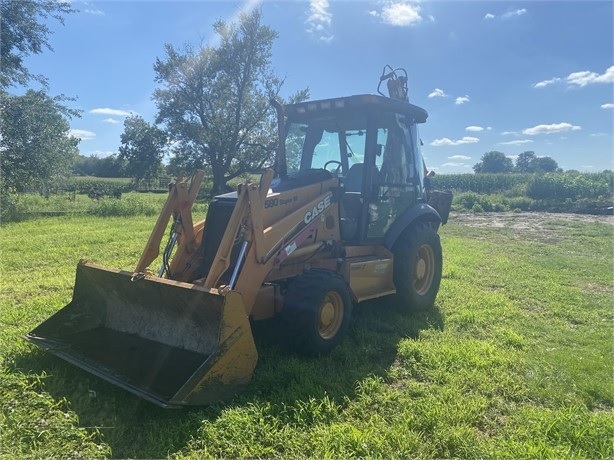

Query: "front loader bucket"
<box><xmin>25</xmin><ymin>261</ymin><xmax>258</xmax><ymax>408</ymax></box>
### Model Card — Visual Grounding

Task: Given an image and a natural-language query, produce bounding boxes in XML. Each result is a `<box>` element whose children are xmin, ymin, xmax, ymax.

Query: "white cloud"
<box><xmin>499</xmin><ymin>139</ymin><xmax>534</xmax><ymax>145</ymax></box>
<box><xmin>465</xmin><ymin>126</ymin><xmax>484</xmax><ymax>132</ymax></box>
<box><xmin>81</xmin><ymin>1</ymin><xmax>105</xmax><ymax>16</ymax></box>
<box><xmin>455</xmin><ymin>95</ymin><xmax>470</xmax><ymax>105</ymax></box>
<box><xmin>306</xmin><ymin>0</ymin><xmax>334</xmax><ymax>42</ymax></box>
<box><xmin>501</xmin><ymin>131</ymin><xmax>518</xmax><ymax>136</ymax></box>
<box><xmin>441</xmin><ymin>162</ymin><xmax>471</xmax><ymax>168</ymax></box>
<box><xmin>567</xmin><ymin>66</ymin><xmax>614</xmax><ymax>87</ymax></box>
<box><xmin>379</xmin><ymin>1</ymin><xmax>423</xmax><ymax>26</ymax></box>
<box><xmin>90</xmin><ymin>107</ymin><xmax>134</xmax><ymax>117</ymax></box>
<box><xmin>533</xmin><ymin>77</ymin><xmax>561</xmax><ymax>88</ymax></box>
<box><xmin>484</xmin><ymin>10</ymin><xmax>526</xmax><ymax>21</ymax></box>
<box><xmin>522</xmin><ymin>122</ymin><xmax>581</xmax><ymax>136</ymax></box>
<box><xmin>103</xmin><ymin>118</ymin><xmax>120</xmax><ymax>124</ymax></box>
<box><xmin>69</xmin><ymin>129</ymin><xmax>96</xmax><ymax>140</ymax></box>
<box><xmin>533</xmin><ymin>66</ymin><xmax>614</xmax><ymax>89</ymax></box>
<box><xmin>502</xmin><ymin>8</ymin><xmax>527</xmax><ymax>18</ymax></box>
<box><xmin>448</xmin><ymin>155</ymin><xmax>471</xmax><ymax>160</ymax></box>
<box><xmin>590</xmin><ymin>133</ymin><xmax>608</xmax><ymax>137</ymax></box>
<box><xmin>601</xmin><ymin>103</ymin><xmax>614</xmax><ymax>109</ymax></box>
<box><xmin>84</xmin><ymin>8</ymin><xmax>105</xmax><ymax>16</ymax></box>
<box><xmin>428</xmin><ymin>88</ymin><xmax>447</xmax><ymax>98</ymax></box>
<box><xmin>430</xmin><ymin>136</ymin><xmax>479</xmax><ymax>146</ymax></box>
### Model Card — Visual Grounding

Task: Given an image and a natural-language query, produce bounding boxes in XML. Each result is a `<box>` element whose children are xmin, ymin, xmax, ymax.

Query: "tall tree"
<box><xmin>1</xmin><ymin>90</ymin><xmax>80</xmax><ymax>191</ymax></box>
<box><xmin>118</xmin><ymin>115</ymin><xmax>167</xmax><ymax>184</ymax></box>
<box><xmin>515</xmin><ymin>151</ymin><xmax>536</xmax><ymax>173</ymax></box>
<box><xmin>530</xmin><ymin>156</ymin><xmax>559</xmax><ymax>173</ymax></box>
<box><xmin>153</xmin><ymin>9</ymin><xmax>307</xmax><ymax>194</ymax></box>
<box><xmin>0</xmin><ymin>0</ymin><xmax>75</xmax><ymax>89</ymax></box>
<box><xmin>0</xmin><ymin>0</ymin><xmax>80</xmax><ymax>201</ymax></box>
<box><xmin>473</xmin><ymin>151</ymin><xmax>514</xmax><ymax>173</ymax></box>
<box><xmin>514</xmin><ymin>151</ymin><xmax>559</xmax><ymax>173</ymax></box>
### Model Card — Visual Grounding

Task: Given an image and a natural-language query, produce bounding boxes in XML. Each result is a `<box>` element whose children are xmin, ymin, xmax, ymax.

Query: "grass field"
<box><xmin>1</xmin><ymin>210</ymin><xmax>612</xmax><ymax>459</ymax></box>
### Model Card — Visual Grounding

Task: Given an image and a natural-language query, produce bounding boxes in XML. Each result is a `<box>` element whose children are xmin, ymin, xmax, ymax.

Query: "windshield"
<box><xmin>285</xmin><ymin>124</ymin><xmax>367</xmax><ymax>175</ymax></box>
<box><xmin>284</xmin><ymin>111</ymin><xmax>424</xmax><ymax>195</ymax></box>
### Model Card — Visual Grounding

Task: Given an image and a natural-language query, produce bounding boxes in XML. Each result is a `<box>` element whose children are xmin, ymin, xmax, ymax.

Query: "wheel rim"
<box><xmin>414</xmin><ymin>244</ymin><xmax>435</xmax><ymax>295</ymax></box>
<box><xmin>318</xmin><ymin>291</ymin><xmax>344</xmax><ymax>340</ymax></box>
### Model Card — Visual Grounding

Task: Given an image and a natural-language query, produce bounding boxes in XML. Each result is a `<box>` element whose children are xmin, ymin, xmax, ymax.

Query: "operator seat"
<box><xmin>344</xmin><ymin>163</ymin><xmax>364</xmax><ymax>192</ymax></box>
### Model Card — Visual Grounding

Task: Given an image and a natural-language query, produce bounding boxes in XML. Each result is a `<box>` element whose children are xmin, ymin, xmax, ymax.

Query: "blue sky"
<box><xmin>20</xmin><ymin>0</ymin><xmax>614</xmax><ymax>173</ymax></box>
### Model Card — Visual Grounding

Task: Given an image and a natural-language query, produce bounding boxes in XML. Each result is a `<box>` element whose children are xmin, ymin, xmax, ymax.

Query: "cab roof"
<box><xmin>283</xmin><ymin>94</ymin><xmax>428</xmax><ymax>125</ymax></box>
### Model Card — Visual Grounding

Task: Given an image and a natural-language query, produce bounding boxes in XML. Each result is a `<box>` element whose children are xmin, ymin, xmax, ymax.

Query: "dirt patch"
<box><xmin>452</xmin><ymin>211</ymin><xmax>614</xmax><ymax>228</ymax></box>
<box><xmin>449</xmin><ymin>211</ymin><xmax>613</xmax><ymax>244</ymax></box>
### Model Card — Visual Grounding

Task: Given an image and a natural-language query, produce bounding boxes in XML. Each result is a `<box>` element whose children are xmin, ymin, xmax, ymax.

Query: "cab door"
<box><xmin>366</xmin><ymin>113</ymin><xmax>424</xmax><ymax>240</ymax></box>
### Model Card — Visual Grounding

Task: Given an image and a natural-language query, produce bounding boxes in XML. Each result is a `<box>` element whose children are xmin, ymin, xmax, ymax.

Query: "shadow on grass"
<box><xmin>247</xmin><ymin>297</ymin><xmax>444</xmax><ymax>403</ymax></box>
<box><xmin>10</xmin><ymin>298</ymin><xmax>443</xmax><ymax>458</ymax></box>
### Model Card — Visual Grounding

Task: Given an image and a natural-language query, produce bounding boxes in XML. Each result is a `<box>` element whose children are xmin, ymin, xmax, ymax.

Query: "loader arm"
<box><xmin>233</xmin><ymin>187</ymin><xmax>339</xmax><ymax>316</ymax></box>
<box><xmin>201</xmin><ymin>170</ymin><xmax>274</xmax><ymax>289</ymax></box>
<box><xmin>135</xmin><ymin>171</ymin><xmax>205</xmax><ymax>274</ymax></box>
<box><xmin>190</xmin><ymin>168</ymin><xmax>339</xmax><ymax>316</ymax></box>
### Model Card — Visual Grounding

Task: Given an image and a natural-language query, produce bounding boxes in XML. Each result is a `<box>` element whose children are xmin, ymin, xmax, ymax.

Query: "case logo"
<box><xmin>303</xmin><ymin>195</ymin><xmax>332</xmax><ymax>224</ymax></box>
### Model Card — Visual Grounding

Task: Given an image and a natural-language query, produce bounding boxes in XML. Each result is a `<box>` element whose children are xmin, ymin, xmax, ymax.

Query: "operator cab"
<box><xmin>275</xmin><ymin>94</ymin><xmax>429</xmax><ymax>243</ymax></box>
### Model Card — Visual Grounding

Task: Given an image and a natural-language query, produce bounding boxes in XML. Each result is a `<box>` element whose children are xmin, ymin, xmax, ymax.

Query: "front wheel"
<box><xmin>393</xmin><ymin>223</ymin><xmax>443</xmax><ymax>311</ymax></box>
<box><xmin>280</xmin><ymin>270</ymin><xmax>353</xmax><ymax>355</ymax></box>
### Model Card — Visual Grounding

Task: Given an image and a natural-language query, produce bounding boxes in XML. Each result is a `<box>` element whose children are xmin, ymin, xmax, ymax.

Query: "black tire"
<box><xmin>393</xmin><ymin>222</ymin><xmax>443</xmax><ymax>311</ymax></box>
<box><xmin>280</xmin><ymin>269</ymin><xmax>353</xmax><ymax>355</ymax></box>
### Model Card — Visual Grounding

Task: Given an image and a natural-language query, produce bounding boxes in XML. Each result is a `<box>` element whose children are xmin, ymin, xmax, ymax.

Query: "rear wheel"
<box><xmin>393</xmin><ymin>223</ymin><xmax>443</xmax><ymax>311</ymax></box>
<box><xmin>281</xmin><ymin>269</ymin><xmax>352</xmax><ymax>355</ymax></box>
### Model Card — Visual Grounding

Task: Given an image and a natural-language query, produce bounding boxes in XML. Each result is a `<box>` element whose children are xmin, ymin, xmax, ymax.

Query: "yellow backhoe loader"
<box><xmin>26</xmin><ymin>66</ymin><xmax>452</xmax><ymax>407</ymax></box>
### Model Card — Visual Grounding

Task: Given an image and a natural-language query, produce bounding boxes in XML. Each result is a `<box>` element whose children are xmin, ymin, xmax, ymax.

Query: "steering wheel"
<box><xmin>323</xmin><ymin>160</ymin><xmax>343</xmax><ymax>175</ymax></box>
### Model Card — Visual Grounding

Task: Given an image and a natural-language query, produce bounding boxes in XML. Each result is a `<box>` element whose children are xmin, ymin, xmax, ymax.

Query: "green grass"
<box><xmin>1</xmin><ymin>192</ymin><xmax>209</xmax><ymax>223</ymax></box>
<box><xmin>1</xmin><ymin>212</ymin><xmax>612</xmax><ymax>458</ymax></box>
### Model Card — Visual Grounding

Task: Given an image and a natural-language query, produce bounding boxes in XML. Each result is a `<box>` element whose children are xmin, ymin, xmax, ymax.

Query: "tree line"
<box><xmin>473</xmin><ymin>151</ymin><xmax>560</xmax><ymax>174</ymax></box>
